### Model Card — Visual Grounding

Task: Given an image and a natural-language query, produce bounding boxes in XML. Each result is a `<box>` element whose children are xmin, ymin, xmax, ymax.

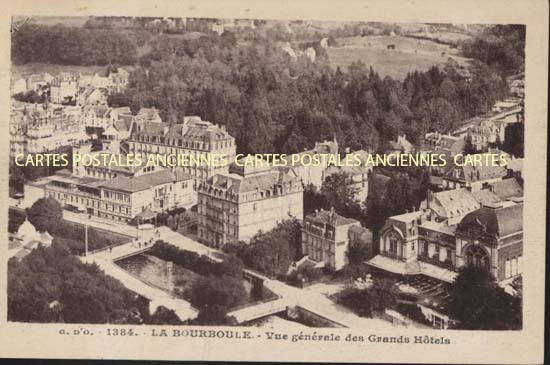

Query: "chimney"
<box><xmin>426</xmin><ymin>189</ymin><xmax>431</xmax><ymax>210</ymax></box>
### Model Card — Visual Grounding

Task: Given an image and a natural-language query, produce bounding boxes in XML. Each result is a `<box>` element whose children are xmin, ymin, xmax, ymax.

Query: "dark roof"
<box><xmin>488</xmin><ymin>178</ymin><xmax>523</xmax><ymax>200</ymax></box>
<box><xmin>101</xmin><ymin>169</ymin><xmax>193</xmax><ymax>193</ymax></box>
<box><xmin>205</xmin><ymin>168</ymin><xmax>299</xmax><ymax>195</ymax></box>
<box><xmin>444</xmin><ymin>161</ymin><xmax>507</xmax><ymax>184</ymax></box>
<box><xmin>132</xmin><ymin>119</ymin><xmax>233</xmax><ymax>144</ymax></box>
<box><xmin>306</xmin><ymin>209</ymin><xmax>358</xmax><ymax>227</ymax></box>
<box><xmin>458</xmin><ymin>204</ymin><xmax>523</xmax><ymax>238</ymax></box>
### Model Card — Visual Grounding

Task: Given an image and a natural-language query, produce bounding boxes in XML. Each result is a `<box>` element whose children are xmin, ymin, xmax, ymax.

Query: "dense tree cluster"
<box><xmin>25</xmin><ymin>198</ymin><xmax>127</xmax><ymax>254</ymax></box>
<box><xmin>335</xmin><ymin>278</ymin><xmax>398</xmax><ymax>318</ymax></box>
<box><xmin>448</xmin><ymin>266</ymin><xmax>522</xmax><ymax>330</ymax></box>
<box><xmin>12</xmin><ymin>22</ymin><xmax>518</xmax><ymax>156</ymax></box>
<box><xmin>502</xmin><ymin>122</ymin><xmax>525</xmax><ymax>158</ymax></box>
<box><xmin>365</xmin><ymin>167</ymin><xmax>430</xmax><ymax>234</ymax></box>
<box><xmin>12</xmin><ymin>23</ymin><xmax>138</xmax><ymax>65</ymax></box>
<box><xmin>107</xmin><ymin>31</ymin><xmax>509</xmax><ymax>155</ymax></box>
<box><xmin>27</xmin><ymin>197</ymin><xmax>63</xmax><ymax>232</ymax></box>
<box><xmin>461</xmin><ymin>25</ymin><xmax>525</xmax><ymax>76</ymax></box>
<box><xmin>224</xmin><ymin>219</ymin><xmax>302</xmax><ymax>278</ymax></box>
<box><xmin>8</xmin><ymin>243</ymin><xmax>142</xmax><ymax>323</ymax></box>
<box><xmin>148</xmin><ymin>241</ymin><xmax>244</xmax><ymax>278</ymax></box>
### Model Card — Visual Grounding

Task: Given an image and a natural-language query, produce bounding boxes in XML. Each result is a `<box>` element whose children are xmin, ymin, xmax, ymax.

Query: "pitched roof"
<box><xmin>100</xmin><ymin>169</ymin><xmax>193</xmax><ymax>192</ymax></box>
<box><xmin>306</xmin><ymin>209</ymin><xmax>358</xmax><ymax>227</ymax></box>
<box><xmin>458</xmin><ymin>204</ymin><xmax>523</xmax><ymax>237</ymax></box>
<box><xmin>430</xmin><ymin>189</ymin><xmax>481</xmax><ymax>221</ymax></box>
<box><xmin>471</xmin><ymin>189</ymin><xmax>502</xmax><ymax>206</ymax></box>
<box><xmin>206</xmin><ymin>168</ymin><xmax>299</xmax><ymax>195</ymax></box>
<box><xmin>443</xmin><ymin>161</ymin><xmax>507</xmax><ymax>184</ymax></box>
<box><xmin>114</xmin><ymin>117</ymin><xmax>134</xmax><ymax>132</ymax></box>
<box><xmin>488</xmin><ymin>178</ymin><xmax>523</xmax><ymax>200</ymax></box>
<box><xmin>133</xmin><ymin>119</ymin><xmax>233</xmax><ymax>144</ymax></box>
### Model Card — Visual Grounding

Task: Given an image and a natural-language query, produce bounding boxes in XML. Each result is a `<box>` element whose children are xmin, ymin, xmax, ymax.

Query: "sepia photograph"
<box><xmin>0</xmin><ymin>0</ymin><xmax>547</xmax><ymax>363</ymax></box>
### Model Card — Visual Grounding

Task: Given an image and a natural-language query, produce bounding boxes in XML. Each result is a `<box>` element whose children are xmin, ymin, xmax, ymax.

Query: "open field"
<box><xmin>327</xmin><ymin>35</ymin><xmax>471</xmax><ymax>80</ymax></box>
<box><xmin>408</xmin><ymin>31</ymin><xmax>472</xmax><ymax>44</ymax></box>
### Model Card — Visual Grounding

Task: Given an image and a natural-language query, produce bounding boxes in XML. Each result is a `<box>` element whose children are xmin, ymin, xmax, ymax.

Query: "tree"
<box><xmin>321</xmin><ymin>172</ymin><xmax>362</xmax><ymax>219</ymax></box>
<box><xmin>232</xmin><ymin>219</ymin><xmax>303</xmax><ymax>277</ymax></box>
<box><xmin>502</xmin><ymin>122</ymin><xmax>524</xmax><ymax>158</ymax></box>
<box><xmin>336</xmin><ymin>278</ymin><xmax>397</xmax><ymax>318</ymax></box>
<box><xmin>303</xmin><ymin>183</ymin><xmax>327</xmax><ymax>216</ymax></box>
<box><xmin>8</xmin><ymin>242</ymin><xmax>142</xmax><ymax>323</ymax></box>
<box><xmin>147</xmin><ymin>306</ymin><xmax>183</xmax><ymax>325</ymax></box>
<box><xmin>187</xmin><ymin>275</ymin><xmax>246</xmax><ymax>313</ymax></box>
<box><xmin>448</xmin><ymin>266</ymin><xmax>522</xmax><ymax>330</ymax></box>
<box><xmin>27</xmin><ymin>198</ymin><xmax>63</xmax><ymax>233</ymax></box>
<box><xmin>192</xmin><ymin>305</ymin><xmax>235</xmax><ymax>326</ymax></box>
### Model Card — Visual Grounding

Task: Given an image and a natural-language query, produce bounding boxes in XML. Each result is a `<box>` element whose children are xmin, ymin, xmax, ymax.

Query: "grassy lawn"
<box><xmin>52</xmin><ymin>219</ymin><xmax>132</xmax><ymax>255</ymax></box>
<box><xmin>327</xmin><ymin>35</ymin><xmax>471</xmax><ymax>80</ymax></box>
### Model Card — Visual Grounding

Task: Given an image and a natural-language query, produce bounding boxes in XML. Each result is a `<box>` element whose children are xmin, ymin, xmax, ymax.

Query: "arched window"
<box><xmin>386</xmin><ymin>232</ymin><xmax>400</xmax><ymax>257</ymax></box>
<box><xmin>465</xmin><ymin>245</ymin><xmax>490</xmax><ymax>271</ymax></box>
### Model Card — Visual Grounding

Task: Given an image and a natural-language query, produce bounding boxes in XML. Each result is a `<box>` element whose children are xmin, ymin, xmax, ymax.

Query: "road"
<box><xmin>72</xmin><ymin>212</ymin><xmax>398</xmax><ymax>329</ymax></box>
<box><xmin>80</xmin><ymin>248</ymin><xmax>198</xmax><ymax>321</ymax></box>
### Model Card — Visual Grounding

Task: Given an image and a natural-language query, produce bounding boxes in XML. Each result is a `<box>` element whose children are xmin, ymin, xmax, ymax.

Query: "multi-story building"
<box><xmin>107</xmin><ymin>68</ymin><xmax>130</xmax><ymax>93</ymax></box>
<box><xmin>128</xmin><ymin>116</ymin><xmax>237</xmax><ymax>183</ymax></box>
<box><xmin>369</xmin><ymin>193</ymin><xmax>522</xmax><ymax>286</ymax></box>
<box><xmin>26</xmin><ymin>115</ymin><xmax>89</xmax><ymax>154</ymax></box>
<box><xmin>197</xmin><ymin>163</ymin><xmax>303</xmax><ymax>247</ymax></box>
<box><xmin>45</xmin><ymin>167</ymin><xmax>195</xmax><ymax>222</ymax></box>
<box><xmin>50</xmin><ymin>73</ymin><xmax>79</xmax><ymax>104</ymax></box>
<box><xmin>83</xmin><ymin>105</ymin><xmax>112</xmax><ymax>128</ymax></box>
<box><xmin>441</xmin><ymin>157</ymin><xmax>507</xmax><ymax>191</ymax></box>
<box><xmin>301</xmin><ymin>208</ymin><xmax>372</xmax><ymax>271</ymax></box>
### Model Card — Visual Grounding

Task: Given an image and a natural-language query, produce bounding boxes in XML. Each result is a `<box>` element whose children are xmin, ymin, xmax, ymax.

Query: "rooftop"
<box><xmin>100</xmin><ymin>169</ymin><xmax>193</xmax><ymax>193</ymax></box>
<box><xmin>457</xmin><ymin>203</ymin><xmax>523</xmax><ymax>238</ymax></box>
<box><xmin>306</xmin><ymin>209</ymin><xmax>358</xmax><ymax>227</ymax></box>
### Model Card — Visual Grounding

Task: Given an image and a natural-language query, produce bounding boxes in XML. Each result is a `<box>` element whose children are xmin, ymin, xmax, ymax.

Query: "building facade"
<box><xmin>301</xmin><ymin>209</ymin><xmax>371</xmax><ymax>271</ymax></box>
<box><xmin>197</xmin><ymin>164</ymin><xmax>303</xmax><ymax>247</ymax></box>
<box><xmin>45</xmin><ymin>168</ymin><xmax>195</xmax><ymax>222</ymax></box>
<box><xmin>128</xmin><ymin>116</ymin><xmax>237</xmax><ymax>183</ymax></box>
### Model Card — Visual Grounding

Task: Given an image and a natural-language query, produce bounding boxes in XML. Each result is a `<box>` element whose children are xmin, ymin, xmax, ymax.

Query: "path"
<box><xmin>80</xmin><ymin>242</ymin><xmax>198</xmax><ymax>321</ymax></box>
<box><xmin>76</xmin><ymin>218</ymin><xmax>399</xmax><ymax>329</ymax></box>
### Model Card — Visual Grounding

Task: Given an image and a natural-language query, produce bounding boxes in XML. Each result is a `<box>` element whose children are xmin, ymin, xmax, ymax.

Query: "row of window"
<box><xmin>133</xmin><ymin>134</ymin><xmax>233</xmax><ymax>150</ymax></box>
<box><xmin>104</xmin><ymin>190</ymin><xmax>130</xmax><ymax>203</ymax></box>
<box><xmin>48</xmin><ymin>190</ymin><xmax>131</xmax><ymax>215</ymax></box>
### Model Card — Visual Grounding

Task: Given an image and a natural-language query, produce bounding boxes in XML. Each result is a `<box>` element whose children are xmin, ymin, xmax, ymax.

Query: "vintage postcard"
<box><xmin>0</xmin><ymin>0</ymin><xmax>547</xmax><ymax>363</ymax></box>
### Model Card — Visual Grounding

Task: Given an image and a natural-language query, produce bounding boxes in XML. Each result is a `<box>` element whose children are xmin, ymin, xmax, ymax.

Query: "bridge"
<box><xmin>228</xmin><ymin>298</ymin><xmax>289</xmax><ymax>323</ymax></box>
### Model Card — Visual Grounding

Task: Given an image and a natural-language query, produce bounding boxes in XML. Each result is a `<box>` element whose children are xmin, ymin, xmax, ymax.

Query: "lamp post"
<box><xmin>84</xmin><ymin>214</ymin><xmax>91</xmax><ymax>256</ymax></box>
